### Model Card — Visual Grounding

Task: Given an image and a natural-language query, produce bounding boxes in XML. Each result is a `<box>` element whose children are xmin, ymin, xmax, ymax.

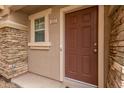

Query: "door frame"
<box><xmin>60</xmin><ymin>5</ymin><xmax>104</xmax><ymax>88</ymax></box>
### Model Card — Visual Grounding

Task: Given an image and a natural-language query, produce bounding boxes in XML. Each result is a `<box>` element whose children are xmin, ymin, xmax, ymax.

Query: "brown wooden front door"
<box><xmin>65</xmin><ymin>6</ymin><xmax>98</xmax><ymax>85</ymax></box>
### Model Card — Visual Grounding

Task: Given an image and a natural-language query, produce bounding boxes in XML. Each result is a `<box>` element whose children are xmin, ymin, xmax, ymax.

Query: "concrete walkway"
<box><xmin>11</xmin><ymin>72</ymin><xmax>96</xmax><ymax>88</ymax></box>
<box><xmin>11</xmin><ymin>72</ymin><xmax>65</xmax><ymax>88</ymax></box>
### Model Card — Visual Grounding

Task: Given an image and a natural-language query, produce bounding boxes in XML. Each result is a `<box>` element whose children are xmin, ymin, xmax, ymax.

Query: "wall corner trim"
<box><xmin>98</xmin><ymin>5</ymin><xmax>104</xmax><ymax>88</ymax></box>
<box><xmin>0</xmin><ymin>20</ymin><xmax>28</xmax><ymax>31</ymax></box>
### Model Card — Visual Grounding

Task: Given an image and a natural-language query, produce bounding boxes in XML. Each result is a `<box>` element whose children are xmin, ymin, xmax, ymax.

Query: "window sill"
<box><xmin>28</xmin><ymin>42</ymin><xmax>51</xmax><ymax>50</ymax></box>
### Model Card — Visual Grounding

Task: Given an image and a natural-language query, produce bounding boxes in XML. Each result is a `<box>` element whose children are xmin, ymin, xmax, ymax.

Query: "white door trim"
<box><xmin>60</xmin><ymin>5</ymin><xmax>104</xmax><ymax>88</ymax></box>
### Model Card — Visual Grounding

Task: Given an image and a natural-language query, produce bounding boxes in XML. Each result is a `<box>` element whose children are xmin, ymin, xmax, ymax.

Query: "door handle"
<box><xmin>94</xmin><ymin>42</ymin><xmax>97</xmax><ymax>47</ymax></box>
<box><xmin>93</xmin><ymin>48</ymin><xmax>97</xmax><ymax>53</ymax></box>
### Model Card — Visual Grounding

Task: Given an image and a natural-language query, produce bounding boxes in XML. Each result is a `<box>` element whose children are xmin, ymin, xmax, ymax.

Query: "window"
<box><xmin>28</xmin><ymin>8</ymin><xmax>51</xmax><ymax>49</ymax></box>
<box><xmin>35</xmin><ymin>17</ymin><xmax>45</xmax><ymax>42</ymax></box>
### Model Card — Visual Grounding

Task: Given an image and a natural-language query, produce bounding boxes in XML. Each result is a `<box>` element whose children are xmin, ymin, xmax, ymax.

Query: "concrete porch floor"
<box><xmin>11</xmin><ymin>72</ymin><xmax>96</xmax><ymax>88</ymax></box>
<box><xmin>11</xmin><ymin>72</ymin><xmax>65</xmax><ymax>88</ymax></box>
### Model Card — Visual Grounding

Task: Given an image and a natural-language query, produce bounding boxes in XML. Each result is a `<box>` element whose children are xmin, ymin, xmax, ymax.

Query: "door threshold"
<box><xmin>63</xmin><ymin>77</ymin><xmax>97</xmax><ymax>88</ymax></box>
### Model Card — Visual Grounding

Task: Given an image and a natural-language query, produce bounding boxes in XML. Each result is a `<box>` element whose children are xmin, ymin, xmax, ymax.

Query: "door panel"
<box><xmin>79</xmin><ymin>27</ymin><xmax>91</xmax><ymax>48</ymax></box>
<box><xmin>81</xmin><ymin>56</ymin><xmax>91</xmax><ymax>74</ymax></box>
<box><xmin>65</xmin><ymin>6</ymin><xmax>98</xmax><ymax>85</ymax></box>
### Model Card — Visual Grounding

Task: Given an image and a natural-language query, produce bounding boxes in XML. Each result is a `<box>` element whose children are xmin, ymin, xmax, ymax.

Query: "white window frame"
<box><xmin>28</xmin><ymin>8</ymin><xmax>52</xmax><ymax>49</ymax></box>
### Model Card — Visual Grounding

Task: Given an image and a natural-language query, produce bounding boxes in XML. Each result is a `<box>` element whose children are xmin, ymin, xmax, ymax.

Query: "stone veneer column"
<box><xmin>0</xmin><ymin>20</ymin><xmax>28</xmax><ymax>79</ymax></box>
<box><xmin>107</xmin><ymin>6</ymin><xmax>124</xmax><ymax>88</ymax></box>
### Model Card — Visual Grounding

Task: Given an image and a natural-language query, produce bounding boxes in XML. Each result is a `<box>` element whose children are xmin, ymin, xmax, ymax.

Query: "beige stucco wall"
<box><xmin>0</xmin><ymin>11</ymin><xmax>29</xmax><ymax>26</ymax></box>
<box><xmin>28</xmin><ymin>6</ymin><xmax>65</xmax><ymax>81</ymax></box>
<box><xmin>8</xmin><ymin>11</ymin><xmax>29</xmax><ymax>26</ymax></box>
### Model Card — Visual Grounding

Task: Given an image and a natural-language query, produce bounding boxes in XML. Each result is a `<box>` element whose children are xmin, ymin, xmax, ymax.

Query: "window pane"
<box><xmin>35</xmin><ymin>17</ymin><xmax>45</xmax><ymax>30</ymax></box>
<box><xmin>35</xmin><ymin>30</ymin><xmax>45</xmax><ymax>42</ymax></box>
<box><xmin>34</xmin><ymin>17</ymin><xmax>45</xmax><ymax>42</ymax></box>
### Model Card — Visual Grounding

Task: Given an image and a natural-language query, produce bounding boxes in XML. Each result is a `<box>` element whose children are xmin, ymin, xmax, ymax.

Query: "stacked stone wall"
<box><xmin>107</xmin><ymin>6</ymin><xmax>124</xmax><ymax>88</ymax></box>
<box><xmin>0</xmin><ymin>27</ymin><xmax>28</xmax><ymax>79</ymax></box>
